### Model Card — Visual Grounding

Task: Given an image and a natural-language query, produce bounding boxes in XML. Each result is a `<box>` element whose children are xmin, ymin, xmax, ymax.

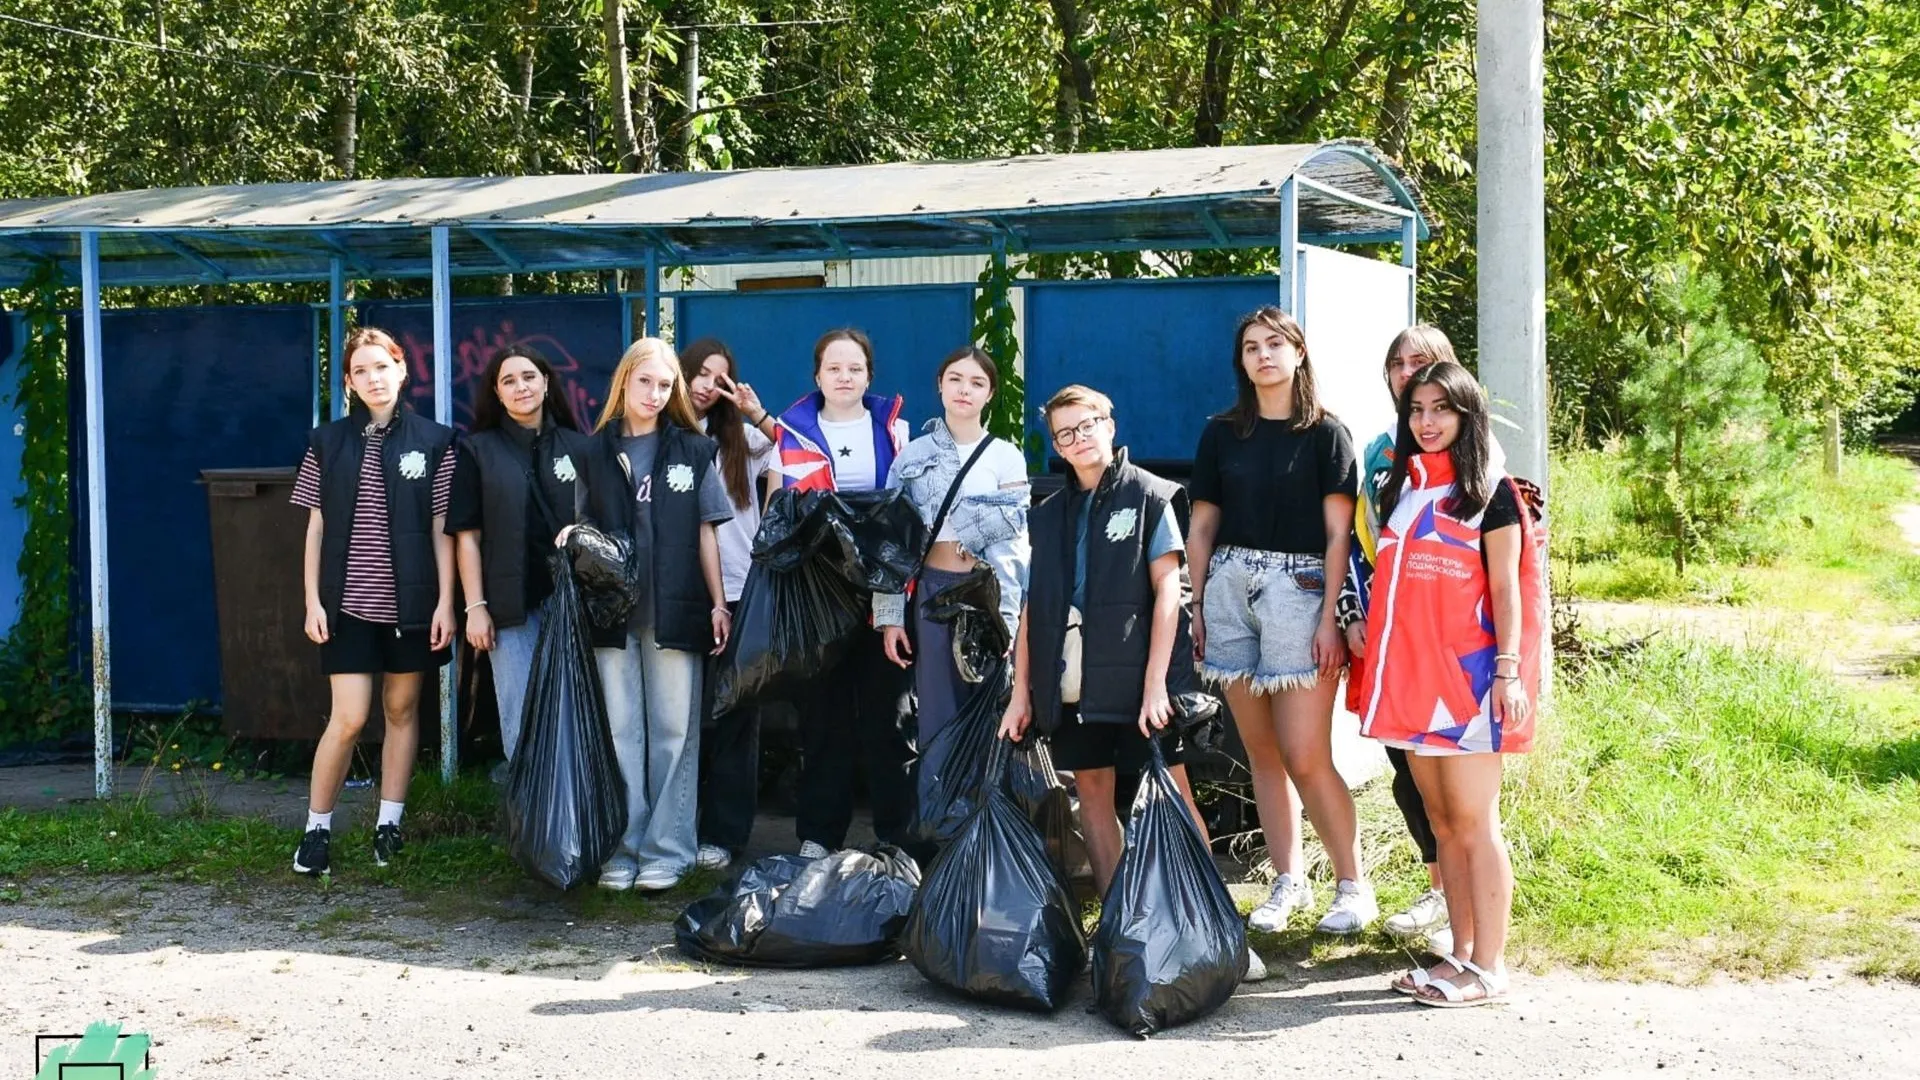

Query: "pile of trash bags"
<box><xmin>902</xmin><ymin>738</ymin><xmax>1086</xmax><ymax>1012</ymax></box>
<box><xmin>674</xmin><ymin>846</ymin><xmax>923</xmax><ymax>968</ymax></box>
<box><xmin>710</xmin><ymin>488</ymin><xmax>926</xmax><ymax>714</ymax></box>
<box><xmin>500</xmin><ymin>554</ymin><xmax>628</xmax><ymax>890</ymax></box>
<box><xmin>1090</xmin><ymin>741</ymin><xmax>1247</xmax><ymax>1037</ymax></box>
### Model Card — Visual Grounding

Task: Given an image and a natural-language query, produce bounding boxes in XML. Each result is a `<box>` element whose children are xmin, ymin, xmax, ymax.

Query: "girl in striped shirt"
<box><xmin>290</xmin><ymin>327</ymin><xmax>457</xmax><ymax>878</ymax></box>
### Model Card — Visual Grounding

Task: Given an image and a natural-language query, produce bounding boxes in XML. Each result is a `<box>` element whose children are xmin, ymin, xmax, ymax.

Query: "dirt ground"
<box><xmin>2</xmin><ymin>874</ymin><xmax>1917</xmax><ymax>1080</ymax></box>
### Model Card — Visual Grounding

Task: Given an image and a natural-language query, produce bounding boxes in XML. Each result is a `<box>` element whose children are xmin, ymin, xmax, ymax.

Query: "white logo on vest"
<box><xmin>1105</xmin><ymin>507</ymin><xmax>1138</xmax><ymax>542</ymax></box>
<box><xmin>665</xmin><ymin>463</ymin><xmax>695</xmax><ymax>493</ymax></box>
<box><xmin>552</xmin><ymin>454</ymin><xmax>577</xmax><ymax>482</ymax></box>
<box><xmin>397</xmin><ymin>450</ymin><xmax>427</xmax><ymax>480</ymax></box>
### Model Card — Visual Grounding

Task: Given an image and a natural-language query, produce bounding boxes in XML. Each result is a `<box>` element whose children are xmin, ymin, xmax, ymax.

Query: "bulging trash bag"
<box><xmin>1091</xmin><ymin>741</ymin><xmax>1246</xmax><ymax>1037</ymax></box>
<box><xmin>710</xmin><ymin>489</ymin><xmax>928</xmax><ymax>713</ymax></box>
<box><xmin>902</xmin><ymin>738</ymin><xmax>1087</xmax><ymax>1011</ymax></box>
<box><xmin>501</xmin><ymin>554</ymin><xmax>628</xmax><ymax>890</ymax></box>
<box><xmin>907</xmin><ymin>568</ymin><xmax>1012</xmax><ymax>845</ymax></box>
<box><xmin>1004</xmin><ymin>737</ymin><xmax>1082</xmax><ymax>885</ymax></box>
<box><xmin>674</xmin><ymin>845</ymin><xmax>923</xmax><ymax>968</ymax></box>
<box><xmin>564</xmin><ymin>524</ymin><xmax>637</xmax><ymax>632</ymax></box>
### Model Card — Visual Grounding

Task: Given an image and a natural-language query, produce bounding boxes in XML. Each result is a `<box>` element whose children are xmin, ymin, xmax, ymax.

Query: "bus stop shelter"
<box><xmin>0</xmin><ymin>140</ymin><xmax>1432</xmax><ymax>797</ymax></box>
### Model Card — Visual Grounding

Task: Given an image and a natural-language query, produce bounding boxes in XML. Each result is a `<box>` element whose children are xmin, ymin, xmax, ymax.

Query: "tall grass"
<box><xmin>1504</xmin><ymin>637</ymin><xmax>1920</xmax><ymax>978</ymax></box>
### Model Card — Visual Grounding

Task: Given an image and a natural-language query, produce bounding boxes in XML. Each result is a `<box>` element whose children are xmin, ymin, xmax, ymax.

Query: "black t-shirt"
<box><xmin>1189</xmin><ymin>415</ymin><xmax>1358</xmax><ymax>554</ymax></box>
<box><xmin>445</xmin><ymin>440</ymin><xmax>558</xmax><ymax>612</ymax></box>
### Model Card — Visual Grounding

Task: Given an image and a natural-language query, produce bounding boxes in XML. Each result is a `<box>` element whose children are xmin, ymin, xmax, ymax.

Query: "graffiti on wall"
<box><xmin>356</xmin><ymin>297</ymin><xmax>625</xmax><ymax>433</ymax></box>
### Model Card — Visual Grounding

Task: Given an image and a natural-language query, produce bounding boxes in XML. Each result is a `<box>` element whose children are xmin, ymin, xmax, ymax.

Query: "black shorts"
<box><xmin>1047</xmin><ymin>705</ymin><xmax>1187</xmax><ymax>772</ymax></box>
<box><xmin>321</xmin><ymin>612</ymin><xmax>446</xmax><ymax>676</ymax></box>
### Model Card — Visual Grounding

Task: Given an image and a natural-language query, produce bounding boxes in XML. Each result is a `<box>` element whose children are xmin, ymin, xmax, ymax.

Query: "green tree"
<box><xmin>1621</xmin><ymin>262</ymin><xmax>1793</xmax><ymax>574</ymax></box>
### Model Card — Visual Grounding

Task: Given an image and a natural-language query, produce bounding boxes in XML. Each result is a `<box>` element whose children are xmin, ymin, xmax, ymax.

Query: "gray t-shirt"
<box><xmin>619</xmin><ymin>431</ymin><xmax>733</xmax><ymax>629</ymax></box>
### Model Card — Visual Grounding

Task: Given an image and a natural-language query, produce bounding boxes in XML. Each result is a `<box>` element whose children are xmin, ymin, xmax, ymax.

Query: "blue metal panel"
<box><xmin>1022</xmin><ymin>277</ymin><xmax>1279</xmax><ymax>462</ymax></box>
<box><xmin>672</xmin><ymin>285</ymin><xmax>975</xmax><ymax>432</ymax></box>
<box><xmin>67</xmin><ymin>304</ymin><xmax>313</xmax><ymax>711</ymax></box>
<box><xmin>354</xmin><ymin>295</ymin><xmax>627</xmax><ymax>432</ymax></box>
<box><xmin>0</xmin><ymin>315</ymin><xmax>29</xmax><ymax>638</ymax></box>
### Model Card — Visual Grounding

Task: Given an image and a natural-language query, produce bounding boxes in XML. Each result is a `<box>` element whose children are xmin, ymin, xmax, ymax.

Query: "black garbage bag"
<box><xmin>907</xmin><ymin>568</ymin><xmax>1012</xmax><ymax>845</ymax></box>
<box><xmin>1091</xmin><ymin>741</ymin><xmax>1246</xmax><ymax>1037</ymax></box>
<box><xmin>501</xmin><ymin>554</ymin><xmax>628</xmax><ymax>890</ymax></box>
<box><xmin>674</xmin><ymin>845</ymin><xmax>923</xmax><ymax>968</ymax></box>
<box><xmin>1004</xmin><ymin>737</ymin><xmax>1083</xmax><ymax>885</ymax></box>
<box><xmin>563</xmin><ymin>524</ymin><xmax>637</xmax><ymax>632</ymax></box>
<box><xmin>902</xmin><ymin>738</ymin><xmax>1087</xmax><ymax>1011</ymax></box>
<box><xmin>710</xmin><ymin>488</ymin><xmax>928</xmax><ymax>713</ymax></box>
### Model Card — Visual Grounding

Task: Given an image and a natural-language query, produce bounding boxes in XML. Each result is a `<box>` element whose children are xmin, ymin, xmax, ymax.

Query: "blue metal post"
<box><xmin>80</xmin><ymin>231</ymin><xmax>113</xmax><ymax>799</ymax></box>
<box><xmin>1278</xmin><ymin>178</ymin><xmax>1300</xmax><ymax>320</ymax></box>
<box><xmin>310</xmin><ymin>311</ymin><xmax>322</xmax><ymax>430</ymax></box>
<box><xmin>1402</xmin><ymin>216</ymin><xmax>1419</xmax><ymax>325</ymax></box>
<box><xmin>329</xmin><ymin>258</ymin><xmax>347</xmax><ymax>419</ymax></box>
<box><xmin>642</xmin><ymin>248</ymin><xmax>659</xmax><ymax>339</ymax></box>
<box><xmin>431</xmin><ymin>227</ymin><xmax>456</xmax><ymax>781</ymax></box>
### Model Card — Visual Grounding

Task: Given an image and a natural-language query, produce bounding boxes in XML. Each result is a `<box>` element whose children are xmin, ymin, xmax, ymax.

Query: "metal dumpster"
<box><xmin>202</xmin><ymin>467</ymin><xmax>438</xmax><ymax>742</ymax></box>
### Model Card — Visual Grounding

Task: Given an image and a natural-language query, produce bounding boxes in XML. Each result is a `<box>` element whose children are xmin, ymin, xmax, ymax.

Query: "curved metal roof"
<box><xmin>0</xmin><ymin>140</ymin><xmax>1431</xmax><ymax>288</ymax></box>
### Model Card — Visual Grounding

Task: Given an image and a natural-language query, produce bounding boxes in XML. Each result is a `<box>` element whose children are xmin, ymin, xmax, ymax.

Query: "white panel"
<box><xmin>1298</xmin><ymin>243</ymin><xmax>1412</xmax><ymax>451</ymax></box>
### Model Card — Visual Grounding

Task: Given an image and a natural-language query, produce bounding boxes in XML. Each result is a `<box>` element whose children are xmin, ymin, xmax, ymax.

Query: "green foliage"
<box><xmin>0</xmin><ymin>261</ymin><xmax>86</xmax><ymax>744</ymax></box>
<box><xmin>1621</xmin><ymin>263</ymin><xmax>1794</xmax><ymax>573</ymax></box>
<box><xmin>971</xmin><ymin>250</ymin><xmax>1033</xmax><ymax>460</ymax></box>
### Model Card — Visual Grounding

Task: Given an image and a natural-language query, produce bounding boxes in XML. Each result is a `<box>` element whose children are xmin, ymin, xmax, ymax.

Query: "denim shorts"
<box><xmin>1200</xmin><ymin>546</ymin><xmax>1327</xmax><ymax>693</ymax></box>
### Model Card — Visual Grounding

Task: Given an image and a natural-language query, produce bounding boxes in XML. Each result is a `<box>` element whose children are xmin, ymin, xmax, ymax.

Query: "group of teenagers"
<box><xmin>288</xmin><ymin>305</ymin><xmax>1544</xmax><ymax>1011</ymax></box>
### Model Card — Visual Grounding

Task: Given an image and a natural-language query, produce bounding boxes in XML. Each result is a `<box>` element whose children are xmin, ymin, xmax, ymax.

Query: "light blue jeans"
<box><xmin>594</xmin><ymin>626</ymin><xmax>703</xmax><ymax>876</ymax></box>
<box><xmin>491</xmin><ymin>611</ymin><xmax>545</xmax><ymax>762</ymax></box>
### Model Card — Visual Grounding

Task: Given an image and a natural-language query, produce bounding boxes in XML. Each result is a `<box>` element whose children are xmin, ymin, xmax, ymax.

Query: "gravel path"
<box><xmin>3</xmin><ymin>877</ymin><xmax>1915</xmax><ymax>1080</ymax></box>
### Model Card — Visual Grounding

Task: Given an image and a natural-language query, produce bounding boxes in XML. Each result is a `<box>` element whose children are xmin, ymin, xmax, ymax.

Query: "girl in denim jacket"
<box><xmin>874</xmin><ymin>348</ymin><xmax>1031</xmax><ymax>812</ymax></box>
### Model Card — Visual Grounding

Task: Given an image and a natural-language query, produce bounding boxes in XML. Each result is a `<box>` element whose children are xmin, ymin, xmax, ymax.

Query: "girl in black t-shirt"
<box><xmin>1188</xmin><ymin>306</ymin><xmax>1377</xmax><ymax>937</ymax></box>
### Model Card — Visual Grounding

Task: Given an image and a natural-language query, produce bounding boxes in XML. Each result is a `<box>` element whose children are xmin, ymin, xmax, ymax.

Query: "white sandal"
<box><xmin>1391</xmin><ymin>953</ymin><xmax>1464</xmax><ymax>996</ymax></box>
<box><xmin>1414</xmin><ymin>957</ymin><xmax>1510</xmax><ymax>1008</ymax></box>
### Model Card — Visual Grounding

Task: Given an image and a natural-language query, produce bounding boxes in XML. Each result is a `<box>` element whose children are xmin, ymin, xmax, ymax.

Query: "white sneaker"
<box><xmin>1242</xmin><ymin>948</ymin><xmax>1270</xmax><ymax>983</ymax></box>
<box><xmin>695</xmin><ymin>844</ymin><xmax>733</xmax><ymax>871</ymax></box>
<box><xmin>1384</xmin><ymin>888</ymin><xmax>1449</xmax><ymax>941</ymax></box>
<box><xmin>597</xmin><ymin>859</ymin><xmax>637</xmax><ymax>891</ymax></box>
<box><xmin>1315</xmin><ymin>879</ymin><xmax>1380</xmax><ymax>935</ymax></box>
<box><xmin>1426</xmin><ymin>926</ymin><xmax>1455</xmax><ymax>959</ymax></box>
<box><xmin>797</xmin><ymin>841</ymin><xmax>831</xmax><ymax>861</ymax></box>
<box><xmin>634</xmin><ymin>864</ymin><xmax>683</xmax><ymax>892</ymax></box>
<box><xmin>1247</xmin><ymin>873</ymin><xmax>1313</xmax><ymax>933</ymax></box>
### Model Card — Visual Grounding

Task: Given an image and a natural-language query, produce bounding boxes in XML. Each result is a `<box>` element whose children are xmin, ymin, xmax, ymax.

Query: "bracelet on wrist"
<box><xmin>465</xmin><ymin>600</ymin><xmax>488</xmax><ymax>612</ymax></box>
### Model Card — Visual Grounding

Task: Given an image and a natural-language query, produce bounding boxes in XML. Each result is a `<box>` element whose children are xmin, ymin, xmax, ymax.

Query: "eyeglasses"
<box><xmin>1051</xmin><ymin>415</ymin><xmax>1110</xmax><ymax>446</ymax></box>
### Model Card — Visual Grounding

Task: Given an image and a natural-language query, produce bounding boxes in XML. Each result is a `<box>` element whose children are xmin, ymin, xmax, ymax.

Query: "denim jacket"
<box><xmin>871</xmin><ymin>419</ymin><xmax>1030</xmax><ymax>638</ymax></box>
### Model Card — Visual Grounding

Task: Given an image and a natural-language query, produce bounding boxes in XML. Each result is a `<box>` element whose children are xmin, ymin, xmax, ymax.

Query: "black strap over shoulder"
<box><xmin>924</xmin><ymin>436</ymin><xmax>995</xmax><ymax>561</ymax></box>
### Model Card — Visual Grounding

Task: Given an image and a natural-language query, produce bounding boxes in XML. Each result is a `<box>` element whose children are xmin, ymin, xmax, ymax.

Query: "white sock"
<box><xmin>306</xmin><ymin>809</ymin><xmax>333</xmax><ymax>833</ymax></box>
<box><xmin>378</xmin><ymin>800</ymin><xmax>404</xmax><ymax>828</ymax></box>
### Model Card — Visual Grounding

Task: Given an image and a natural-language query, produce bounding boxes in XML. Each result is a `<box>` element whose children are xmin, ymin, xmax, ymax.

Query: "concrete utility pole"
<box><xmin>1477</xmin><ymin>0</ymin><xmax>1549</xmax><ymax>488</ymax></box>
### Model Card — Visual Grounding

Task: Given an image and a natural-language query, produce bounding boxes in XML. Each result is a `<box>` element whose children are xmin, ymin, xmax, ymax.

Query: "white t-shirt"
<box><xmin>818</xmin><ymin>409</ymin><xmax>910</xmax><ymax>493</ymax></box>
<box><xmin>935</xmin><ymin>436</ymin><xmax>1029</xmax><ymax>541</ymax></box>
<box><xmin>700</xmin><ymin>417</ymin><xmax>777</xmax><ymax>602</ymax></box>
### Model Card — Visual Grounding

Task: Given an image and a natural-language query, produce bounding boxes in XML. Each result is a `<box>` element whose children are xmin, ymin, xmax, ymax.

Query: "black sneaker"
<box><xmin>373</xmin><ymin>824</ymin><xmax>404</xmax><ymax>868</ymax></box>
<box><xmin>293</xmin><ymin>827</ymin><xmax>331</xmax><ymax>876</ymax></box>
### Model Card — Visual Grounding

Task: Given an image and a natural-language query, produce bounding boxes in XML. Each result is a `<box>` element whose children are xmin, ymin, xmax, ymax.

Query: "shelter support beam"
<box><xmin>1402</xmin><ymin>216</ymin><xmax>1419</xmax><ymax>324</ymax></box>
<box><xmin>643</xmin><ymin>248</ymin><xmax>658</xmax><ymax>338</ymax></box>
<box><xmin>81</xmin><ymin>231</ymin><xmax>113</xmax><ymax>799</ymax></box>
<box><xmin>329</xmin><ymin>259</ymin><xmax>346</xmax><ymax>420</ymax></box>
<box><xmin>1277</xmin><ymin>178</ymin><xmax>1299</xmax><ymax>319</ymax></box>
<box><xmin>431</xmin><ymin>227</ymin><xmax>456</xmax><ymax>781</ymax></box>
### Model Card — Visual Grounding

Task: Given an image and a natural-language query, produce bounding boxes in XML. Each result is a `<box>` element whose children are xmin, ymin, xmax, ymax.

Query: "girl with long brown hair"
<box><xmin>1187</xmin><ymin>306</ymin><xmax>1376</xmax><ymax>937</ymax></box>
<box><xmin>679</xmin><ymin>337</ymin><xmax>778</xmax><ymax>871</ymax></box>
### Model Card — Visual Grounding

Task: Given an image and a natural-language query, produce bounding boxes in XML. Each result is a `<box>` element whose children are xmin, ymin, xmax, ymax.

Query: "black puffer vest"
<box><xmin>309</xmin><ymin>405</ymin><xmax>454</xmax><ymax>632</ymax></box>
<box><xmin>1027</xmin><ymin>449</ymin><xmax>1202</xmax><ymax>733</ymax></box>
<box><xmin>461</xmin><ymin>420</ymin><xmax>613</xmax><ymax>631</ymax></box>
<box><xmin>596</xmin><ymin>422</ymin><xmax>718</xmax><ymax>653</ymax></box>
